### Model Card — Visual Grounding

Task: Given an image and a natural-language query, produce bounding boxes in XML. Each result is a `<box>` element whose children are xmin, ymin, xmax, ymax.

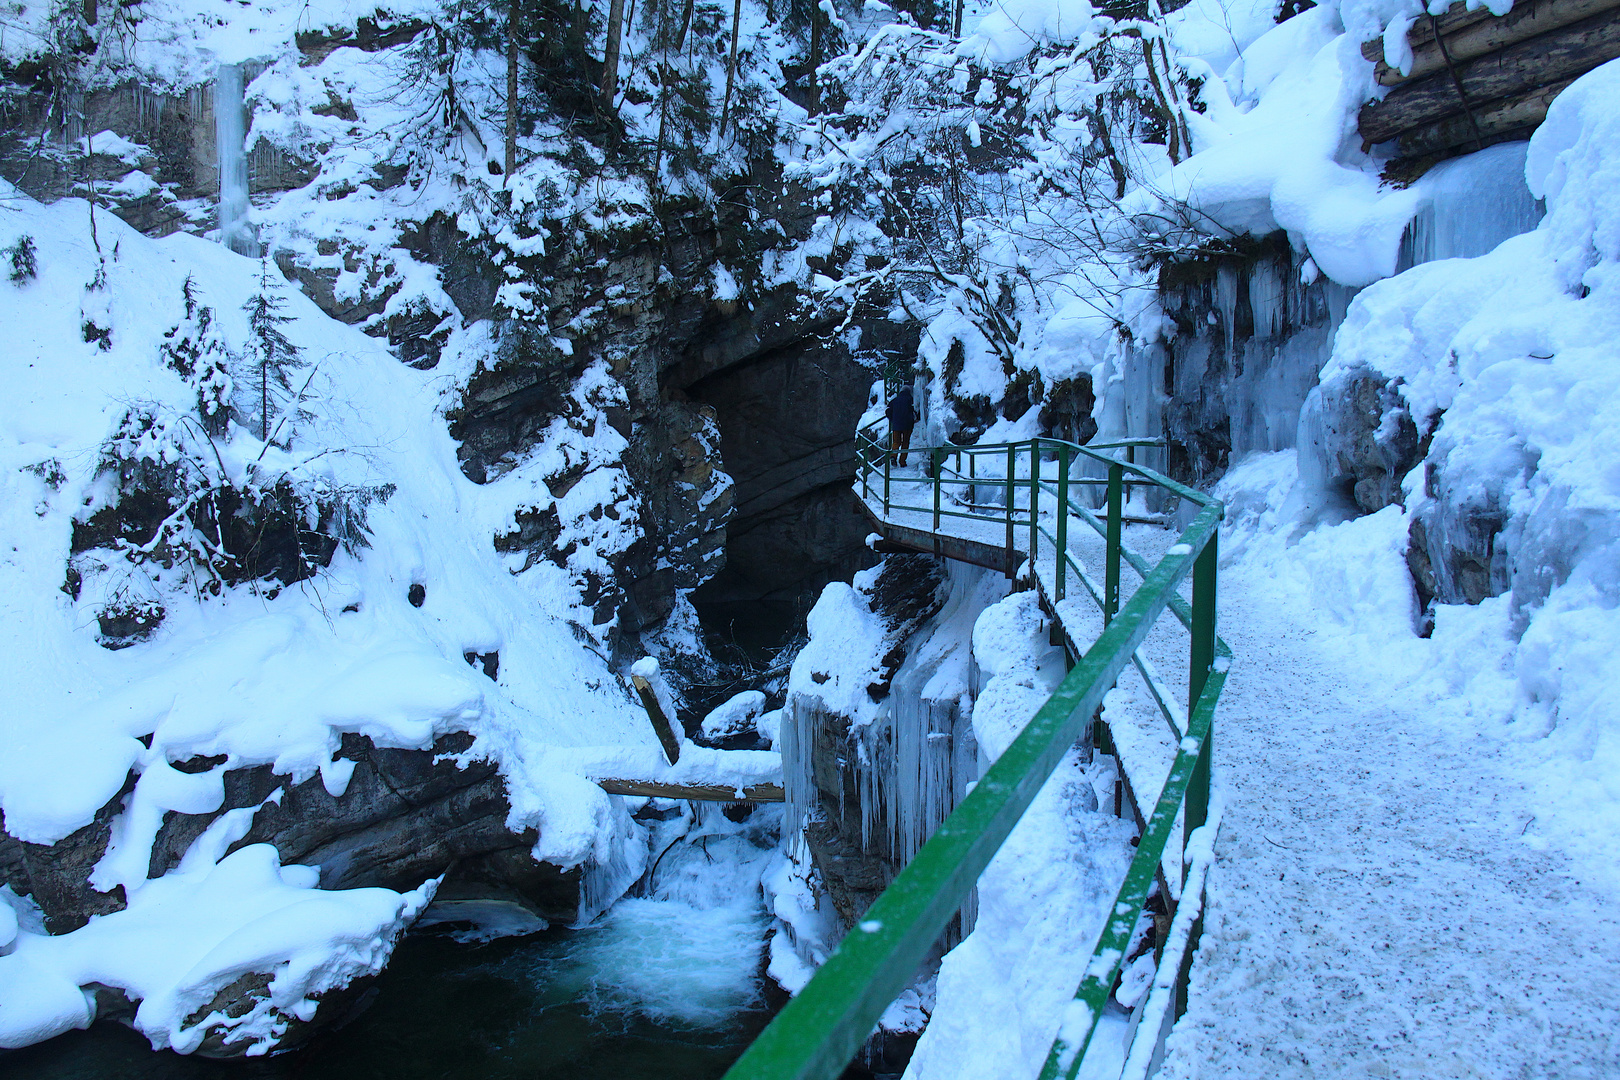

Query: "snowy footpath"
<box><xmin>1160</xmin><ymin>515</ymin><xmax>1620</xmax><ymax>1079</ymax></box>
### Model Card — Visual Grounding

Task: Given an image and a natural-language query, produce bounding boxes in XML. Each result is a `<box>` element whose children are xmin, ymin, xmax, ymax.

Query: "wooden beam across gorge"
<box><xmin>1357</xmin><ymin>0</ymin><xmax>1620</xmax><ymax>163</ymax></box>
<box><xmin>595</xmin><ymin>777</ymin><xmax>785</xmax><ymax>802</ymax></box>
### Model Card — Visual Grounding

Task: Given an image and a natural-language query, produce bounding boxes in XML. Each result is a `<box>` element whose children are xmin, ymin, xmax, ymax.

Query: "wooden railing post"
<box><xmin>1055</xmin><ymin>444</ymin><xmax>1069</xmax><ymax>602</ymax></box>
<box><xmin>1029</xmin><ymin>440</ymin><xmax>1040</xmax><ymax>565</ymax></box>
<box><xmin>1105</xmin><ymin>461</ymin><xmax>1124</xmax><ymax>623</ymax></box>
<box><xmin>1005</xmin><ymin>443</ymin><xmax>1016</xmax><ymax>577</ymax></box>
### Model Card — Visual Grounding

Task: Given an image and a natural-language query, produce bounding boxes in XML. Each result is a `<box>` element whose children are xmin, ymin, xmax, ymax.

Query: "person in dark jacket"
<box><xmin>886</xmin><ymin>384</ymin><xmax>917</xmax><ymax>466</ymax></box>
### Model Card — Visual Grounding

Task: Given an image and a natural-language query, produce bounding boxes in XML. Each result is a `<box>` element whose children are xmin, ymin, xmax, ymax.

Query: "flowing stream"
<box><xmin>4</xmin><ymin>827</ymin><xmax>782</xmax><ymax>1080</ymax></box>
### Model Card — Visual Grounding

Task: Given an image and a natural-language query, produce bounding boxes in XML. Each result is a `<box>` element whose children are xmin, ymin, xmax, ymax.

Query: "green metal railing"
<box><xmin>724</xmin><ymin>425</ymin><xmax>1229</xmax><ymax>1080</ymax></box>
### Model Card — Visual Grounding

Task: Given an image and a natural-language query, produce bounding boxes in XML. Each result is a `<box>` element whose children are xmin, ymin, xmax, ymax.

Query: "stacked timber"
<box><xmin>1358</xmin><ymin>0</ymin><xmax>1620</xmax><ymax>164</ymax></box>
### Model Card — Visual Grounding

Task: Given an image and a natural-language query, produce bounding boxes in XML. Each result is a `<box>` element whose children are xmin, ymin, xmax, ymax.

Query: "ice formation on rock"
<box><xmin>213</xmin><ymin>64</ymin><xmax>256</xmax><ymax>257</ymax></box>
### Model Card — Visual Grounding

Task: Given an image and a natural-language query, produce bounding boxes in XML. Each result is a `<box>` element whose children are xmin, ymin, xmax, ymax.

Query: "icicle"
<box><xmin>851</xmin><ymin>562</ymin><xmax>985</xmax><ymax>870</ymax></box>
<box><xmin>781</xmin><ymin>696</ymin><xmax>819</xmax><ymax>858</ymax></box>
<box><xmin>213</xmin><ymin>64</ymin><xmax>258</xmax><ymax>257</ymax></box>
<box><xmin>1398</xmin><ymin>142</ymin><xmax>1543</xmax><ymax>272</ymax></box>
<box><xmin>574</xmin><ymin>813</ymin><xmax>649</xmax><ymax>928</ymax></box>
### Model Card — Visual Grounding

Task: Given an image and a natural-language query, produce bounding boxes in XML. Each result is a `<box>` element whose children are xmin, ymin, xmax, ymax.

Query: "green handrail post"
<box><xmin>1029</xmin><ymin>440</ymin><xmax>1040</xmax><ymax>565</ymax></box>
<box><xmin>861</xmin><ymin>437</ymin><xmax>870</xmax><ymax>503</ymax></box>
<box><xmin>1125</xmin><ymin>442</ymin><xmax>1136</xmax><ymax>509</ymax></box>
<box><xmin>1104</xmin><ymin>461</ymin><xmax>1124</xmax><ymax>624</ymax></box>
<box><xmin>1176</xmin><ymin>528</ymin><xmax>1218</xmax><ymax>1022</ymax></box>
<box><xmin>1005</xmin><ymin>443</ymin><xmax>1016</xmax><ymax>576</ymax></box>
<box><xmin>1055</xmin><ymin>444</ymin><xmax>1069</xmax><ymax>602</ymax></box>
<box><xmin>932</xmin><ymin>449</ymin><xmax>943</xmax><ymax>531</ymax></box>
<box><xmin>1186</xmin><ymin>528</ymin><xmax>1217</xmax><ymax>840</ymax></box>
<box><xmin>883</xmin><ymin>446</ymin><xmax>891</xmax><ymax>517</ymax></box>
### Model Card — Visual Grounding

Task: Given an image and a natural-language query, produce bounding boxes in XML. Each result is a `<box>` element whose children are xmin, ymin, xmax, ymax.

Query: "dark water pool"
<box><xmin>1</xmin><ymin>908</ymin><xmax>781</xmax><ymax>1080</ymax></box>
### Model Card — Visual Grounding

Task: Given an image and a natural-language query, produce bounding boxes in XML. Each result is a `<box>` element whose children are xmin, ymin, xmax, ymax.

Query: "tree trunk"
<box><xmin>1358</xmin><ymin>9</ymin><xmax>1620</xmax><ymax>143</ymax></box>
<box><xmin>1141</xmin><ymin>37</ymin><xmax>1181</xmax><ymax>163</ymax></box>
<box><xmin>1372</xmin><ymin>0</ymin><xmax>1620</xmax><ymax>85</ymax></box>
<box><xmin>952</xmin><ymin>0</ymin><xmax>963</xmax><ymax>37</ymax></box>
<box><xmin>505</xmin><ymin>0</ymin><xmax>519</xmax><ymax>179</ymax></box>
<box><xmin>676</xmin><ymin>0</ymin><xmax>695</xmax><ymax>52</ymax></box>
<box><xmin>808</xmin><ymin>0</ymin><xmax>822</xmax><ymax>115</ymax></box>
<box><xmin>720</xmin><ymin>0</ymin><xmax>744</xmax><ymax>135</ymax></box>
<box><xmin>601</xmin><ymin>0</ymin><xmax>625</xmax><ymax>104</ymax></box>
<box><xmin>654</xmin><ymin>0</ymin><xmax>669</xmax><ymax>176</ymax></box>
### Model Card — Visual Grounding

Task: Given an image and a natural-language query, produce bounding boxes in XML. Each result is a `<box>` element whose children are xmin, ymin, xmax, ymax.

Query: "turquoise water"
<box><xmin>0</xmin><ymin>899</ymin><xmax>780</xmax><ymax>1080</ymax></box>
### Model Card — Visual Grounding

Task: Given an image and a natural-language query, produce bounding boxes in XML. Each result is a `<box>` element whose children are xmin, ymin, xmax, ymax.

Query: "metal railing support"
<box><xmin>1029</xmin><ymin>440</ymin><xmax>1040</xmax><ymax>565</ymax></box>
<box><xmin>861</xmin><ymin>438</ymin><xmax>871</xmax><ymax>502</ymax></box>
<box><xmin>1105</xmin><ymin>462</ymin><xmax>1124</xmax><ymax>624</ymax></box>
<box><xmin>1186</xmin><ymin>530</ymin><xmax>1217</xmax><ymax>840</ymax></box>
<box><xmin>1055</xmin><ymin>445</ymin><xmax>1069</xmax><ymax>602</ymax></box>
<box><xmin>1005</xmin><ymin>443</ymin><xmax>1016</xmax><ymax>577</ymax></box>
<box><xmin>883</xmin><ymin>447</ymin><xmax>891</xmax><ymax>517</ymax></box>
<box><xmin>1125</xmin><ymin>442</ymin><xmax>1136</xmax><ymax>508</ymax></box>
<box><xmin>932</xmin><ymin>448</ymin><xmax>943</xmax><ymax>531</ymax></box>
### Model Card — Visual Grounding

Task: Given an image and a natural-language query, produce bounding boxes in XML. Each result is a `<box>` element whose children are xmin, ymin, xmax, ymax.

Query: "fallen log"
<box><xmin>594</xmin><ymin>777</ymin><xmax>786</xmax><ymax>802</ymax></box>
<box><xmin>1362</xmin><ymin>1</ymin><xmax>1494</xmax><ymax>63</ymax></box>
<box><xmin>1371</xmin><ymin>0</ymin><xmax>1620</xmax><ymax>85</ymax></box>
<box><xmin>1396</xmin><ymin>77</ymin><xmax>1573</xmax><ymax>156</ymax></box>
<box><xmin>1359</xmin><ymin>8</ymin><xmax>1620</xmax><ymax>143</ymax></box>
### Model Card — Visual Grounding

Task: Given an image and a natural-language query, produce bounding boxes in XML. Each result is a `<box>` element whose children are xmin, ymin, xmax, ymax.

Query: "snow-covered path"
<box><xmin>1161</xmin><ymin>557</ymin><xmax>1620</xmax><ymax>1079</ymax></box>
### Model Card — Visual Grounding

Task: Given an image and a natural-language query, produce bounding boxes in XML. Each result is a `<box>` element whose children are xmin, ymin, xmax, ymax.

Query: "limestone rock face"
<box><xmin>1303</xmin><ymin>365</ymin><xmax>1424</xmax><ymax>514</ymax></box>
<box><xmin>0</xmin><ymin>76</ymin><xmax>315</xmax><ymax>240</ymax></box>
<box><xmin>1157</xmin><ymin>233</ymin><xmax>1358</xmax><ymax>485</ymax></box>
<box><xmin>685</xmin><ymin>310</ymin><xmax>892</xmax><ymax>617</ymax></box>
<box><xmin>2</xmin><ymin>732</ymin><xmax>584</xmax><ymax>939</ymax></box>
<box><xmin>1407</xmin><ymin>464</ymin><xmax>1511</xmax><ymax>608</ymax></box>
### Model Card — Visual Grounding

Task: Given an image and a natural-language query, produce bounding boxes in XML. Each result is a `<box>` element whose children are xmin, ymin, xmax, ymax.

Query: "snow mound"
<box><xmin>1319</xmin><ymin>58</ymin><xmax>1620</xmax><ymax>879</ymax></box>
<box><xmin>0</xmin><ymin>807</ymin><xmax>434</xmax><ymax>1055</ymax></box>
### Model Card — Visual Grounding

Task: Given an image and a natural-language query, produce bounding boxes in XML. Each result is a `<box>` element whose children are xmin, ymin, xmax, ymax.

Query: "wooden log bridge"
<box><xmin>1357</xmin><ymin>0</ymin><xmax>1620</xmax><ymax>166</ymax></box>
<box><xmin>613</xmin><ymin>659</ymin><xmax>784</xmax><ymax>802</ymax></box>
<box><xmin>595</xmin><ymin>777</ymin><xmax>785</xmax><ymax>802</ymax></box>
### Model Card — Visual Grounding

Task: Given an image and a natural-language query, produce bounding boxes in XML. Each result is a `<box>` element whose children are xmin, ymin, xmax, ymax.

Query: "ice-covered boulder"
<box><xmin>700</xmin><ymin>690</ymin><xmax>769</xmax><ymax>742</ymax></box>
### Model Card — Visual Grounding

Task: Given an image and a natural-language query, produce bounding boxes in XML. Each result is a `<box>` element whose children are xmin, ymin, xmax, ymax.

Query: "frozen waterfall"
<box><xmin>214</xmin><ymin>64</ymin><xmax>258</xmax><ymax>257</ymax></box>
<box><xmin>1398</xmin><ymin>142</ymin><xmax>1544</xmax><ymax>271</ymax></box>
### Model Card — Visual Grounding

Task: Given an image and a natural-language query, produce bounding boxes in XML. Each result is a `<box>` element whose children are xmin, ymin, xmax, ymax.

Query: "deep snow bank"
<box><xmin>0</xmin><ymin>185</ymin><xmax>705</xmax><ymax>1050</ymax></box>
<box><xmin>1295</xmin><ymin>59</ymin><xmax>1620</xmax><ymax>879</ymax></box>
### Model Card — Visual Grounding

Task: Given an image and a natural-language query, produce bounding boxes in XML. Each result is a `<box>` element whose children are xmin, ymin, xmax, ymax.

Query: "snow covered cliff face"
<box><xmin>780</xmin><ymin>556</ymin><xmax>1005</xmax><ymax>932</ymax></box>
<box><xmin>0</xmin><ymin>0</ymin><xmax>856</xmax><ymax>1054</ymax></box>
<box><xmin>0</xmin><ymin>191</ymin><xmax>676</xmax><ymax>1053</ymax></box>
<box><xmin>1326</xmin><ymin>59</ymin><xmax>1620</xmax><ymax>633</ymax></box>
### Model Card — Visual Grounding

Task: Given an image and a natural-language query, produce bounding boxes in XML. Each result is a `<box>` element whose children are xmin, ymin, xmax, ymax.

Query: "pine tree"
<box><xmin>241</xmin><ymin>260</ymin><xmax>305</xmax><ymax>445</ymax></box>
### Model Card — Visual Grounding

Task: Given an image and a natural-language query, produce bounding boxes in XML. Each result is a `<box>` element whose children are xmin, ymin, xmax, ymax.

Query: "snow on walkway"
<box><xmin>861</xmin><ymin>459</ymin><xmax>1620</xmax><ymax>1078</ymax></box>
<box><xmin>1160</xmin><ymin>514</ymin><xmax>1620</xmax><ymax>1080</ymax></box>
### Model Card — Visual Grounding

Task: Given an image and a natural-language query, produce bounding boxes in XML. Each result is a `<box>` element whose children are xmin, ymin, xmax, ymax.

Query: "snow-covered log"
<box><xmin>1358</xmin><ymin>8</ymin><xmax>1620</xmax><ymax>144</ymax></box>
<box><xmin>1394</xmin><ymin>78</ymin><xmax>1573</xmax><ymax>156</ymax></box>
<box><xmin>1366</xmin><ymin>0</ymin><xmax>1620</xmax><ymax>85</ymax></box>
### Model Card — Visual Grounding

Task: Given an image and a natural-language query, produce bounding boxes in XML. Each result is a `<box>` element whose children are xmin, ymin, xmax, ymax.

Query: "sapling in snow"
<box><xmin>163</xmin><ymin>276</ymin><xmax>235</xmax><ymax>437</ymax></box>
<box><xmin>241</xmin><ymin>258</ymin><xmax>308</xmax><ymax>445</ymax></box>
<box><xmin>5</xmin><ymin>235</ymin><xmax>36</xmax><ymax>283</ymax></box>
